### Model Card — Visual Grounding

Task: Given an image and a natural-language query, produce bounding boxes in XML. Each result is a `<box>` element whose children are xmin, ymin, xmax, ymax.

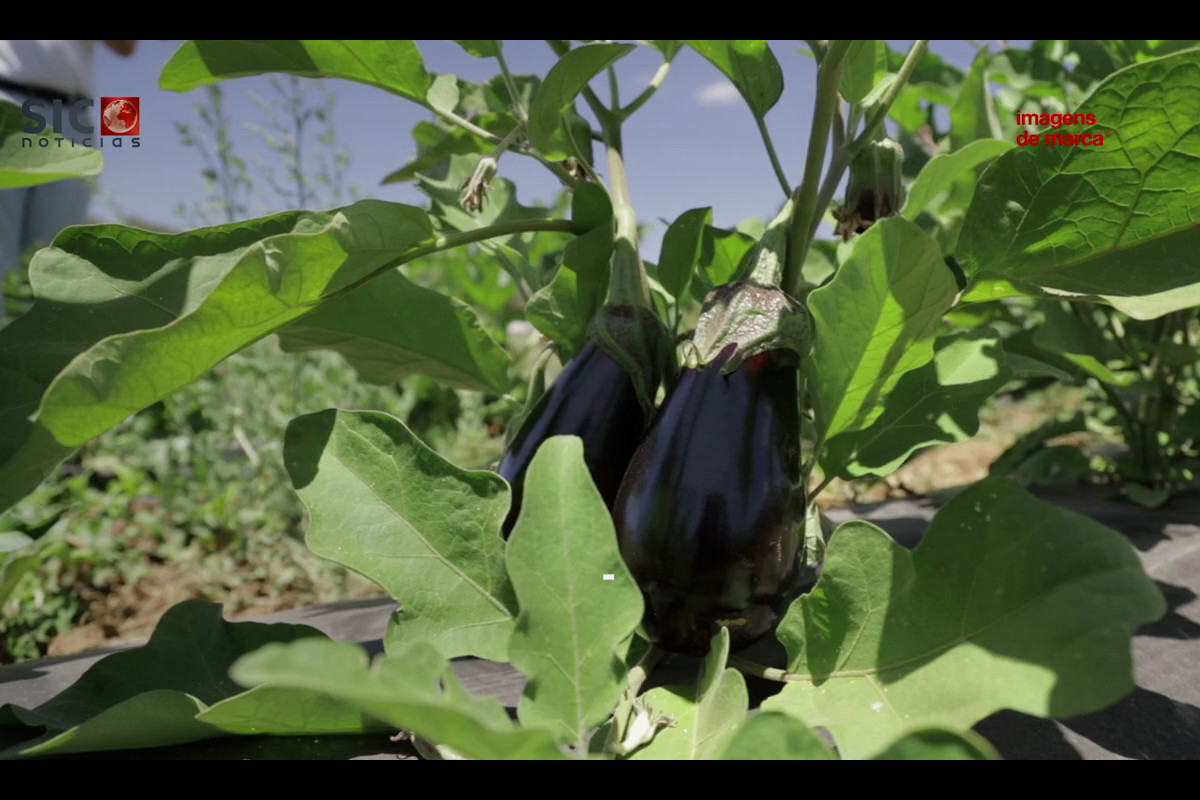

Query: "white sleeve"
<box><xmin>0</xmin><ymin>40</ymin><xmax>96</xmax><ymax>97</ymax></box>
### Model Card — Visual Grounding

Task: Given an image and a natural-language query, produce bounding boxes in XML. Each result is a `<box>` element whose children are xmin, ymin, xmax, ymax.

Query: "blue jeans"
<box><xmin>0</xmin><ymin>87</ymin><xmax>94</xmax><ymax>311</ymax></box>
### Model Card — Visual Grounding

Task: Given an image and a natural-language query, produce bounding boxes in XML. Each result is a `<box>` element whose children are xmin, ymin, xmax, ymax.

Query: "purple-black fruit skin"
<box><xmin>613</xmin><ymin>349</ymin><xmax>804</xmax><ymax>655</ymax></box>
<box><xmin>498</xmin><ymin>339</ymin><xmax>646</xmax><ymax>537</ymax></box>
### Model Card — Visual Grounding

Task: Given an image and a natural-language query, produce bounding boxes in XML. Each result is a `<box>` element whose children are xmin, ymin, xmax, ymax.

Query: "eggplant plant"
<box><xmin>1</xmin><ymin>39</ymin><xmax>1194</xmax><ymax>760</ymax></box>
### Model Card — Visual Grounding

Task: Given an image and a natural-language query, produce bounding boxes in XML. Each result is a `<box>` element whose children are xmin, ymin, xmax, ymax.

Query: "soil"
<box><xmin>46</xmin><ymin>561</ymin><xmax>385</xmax><ymax>659</ymax></box>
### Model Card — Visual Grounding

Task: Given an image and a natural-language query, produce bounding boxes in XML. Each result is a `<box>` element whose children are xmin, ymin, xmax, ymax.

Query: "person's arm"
<box><xmin>102</xmin><ymin>40</ymin><xmax>137</xmax><ymax>57</ymax></box>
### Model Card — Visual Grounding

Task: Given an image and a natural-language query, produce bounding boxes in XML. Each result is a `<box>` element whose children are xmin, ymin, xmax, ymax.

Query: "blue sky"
<box><xmin>90</xmin><ymin>40</ymin><xmax>997</xmax><ymax>258</ymax></box>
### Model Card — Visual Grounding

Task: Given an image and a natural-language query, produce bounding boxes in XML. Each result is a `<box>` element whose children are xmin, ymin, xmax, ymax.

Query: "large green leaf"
<box><xmin>822</xmin><ymin>331</ymin><xmax>1013</xmax><ymax>479</ymax></box>
<box><xmin>506</xmin><ymin>436</ymin><xmax>644</xmax><ymax>750</ymax></box>
<box><xmin>806</xmin><ymin>217</ymin><xmax>959</xmax><ymax>445</ymax></box>
<box><xmin>0</xmin><ymin>101</ymin><xmax>103</xmax><ymax>189</ymax></box>
<box><xmin>629</xmin><ymin>629</ymin><xmax>747</xmax><ymax>760</ymax></box>
<box><xmin>901</xmin><ymin>139</ymin><xmax>1013</xmax><ymax>219</ymax></box>
<box><xmin>762</xmin><ymin>479</ymin><xmax>1166</xmax><ymax>760</ymax></box>
<box><xmin>958</xmin><ymin>48</ymin><xmax>1200</xmax><ymax>319</ymax></box>
<box><xmin>284</xmin><ymin>409</ymin><xmax>516</xmax><ymax>661</ymax></box>
<box><xmin>0</xmin><ymin>207</ymin><xmax>367</xmax><ymax>513</ymax></box>
<box><xmin>277</xmin><ymin>269</ymin><xmax>510</xmax><ymax>394</ymax></box>
<box><xmin>231</xmin><ymin>638</ymin><xmax>571</xmax><ymax>760</ymax></box>
<box><xmin>160</xmin><ymin>40</ymin><xmax>431</xmax><ymax>105</ymax></box>
<box><xmin>685</xmin><ymin>41</ymin><xmax>783</xmax><ymax>118</ymax></box>
<box><xmin>699</xmin><ymin>224</ymin><xmax>757</xmax><ymax>289</ymax></box>
<box><xmin>528</xmin><ymin>43</ymin><xmax>635</xmax><ymax>159</ymax></box>
<box><xmin>0</xmin><ymin>600</ymin><xmax>332</xmax><ymax>757</ymax></box>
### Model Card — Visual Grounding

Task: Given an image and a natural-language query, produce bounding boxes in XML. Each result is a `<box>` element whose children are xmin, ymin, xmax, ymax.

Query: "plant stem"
<box><xmin>757</xmin><ymin>115</ymin><xmax>793</xmax><ymax>198</ymax></box>
<box><xmin>300</xmin><ymin>219</ymin><xmax>577</xmax><ymax>310</ymax></box>
<box><xmin>619</xmin><ymin>60</ymin><xmax>671</xmax><ymax>120</ymax></box>
<box><xmin>494</xmin><ymin>47</ymin><xmax>527</xmax><ymax>123</ymax></box>
<box><xmin>430</xmin><ymin>106</ymin><xmax>502</xmax><ymax>145</ymax></box>
<box><xmin>728</xmin><ymin>656</ymin><xmax>803</xmax><ymax>683</ymax></box>
<box><xmin>607</xmin><ymin>65</ymin><xmax>621</xmax><ymax>111</ymax></box>
<box><xmin>605</xmin><ymin>644</ymin><xmax>663</xmax><ymax>755</ymax></box>
<box><xmin>803</xmin><ymin>39</ymin><xmax>930</xmax><ymax>246</ymax></box>
<box><xmin>785</xmin><ymin>40</ymin><xmax>852</xmax><ymax>297</ymax></box>
<box><xmin>847</xmin><ymin>40</ymin><xmax>929</xmax><ymax>160</ymax></box>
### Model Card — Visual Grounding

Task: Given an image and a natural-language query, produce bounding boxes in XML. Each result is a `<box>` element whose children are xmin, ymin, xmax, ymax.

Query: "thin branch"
<box><xmin>619</xmin><ymin>60</ymin><xmax>671</xmax><ymax>120</ymax></box>
<box><xmin>757</xmin><ymin>115</ymin><xmax>792</xmax><ymax>198</ymax></box>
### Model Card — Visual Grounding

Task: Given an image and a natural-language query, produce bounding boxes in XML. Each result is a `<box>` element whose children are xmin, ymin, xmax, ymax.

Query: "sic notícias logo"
<box><xmin>21</xmin><ymin>96</ymin><xmax>141</xmax><ymax>149</ymax></box>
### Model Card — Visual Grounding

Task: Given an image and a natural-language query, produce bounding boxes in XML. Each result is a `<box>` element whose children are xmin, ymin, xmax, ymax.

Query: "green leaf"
<box><xmin>841</xmin><ymin>41</ymin><xmax>886</xmax><ymax>105</ymax></box>
<box><xmin>526</xmin><ymin>224</ymin><xmax>612</xmax><ymax>356</ymax></box>
<box><xmin>822</xmin><ymin>331</ymin><xmax>1013</xmax><ymax>479</ymax></box>
<box><xmin>277</xmin><ymin>270</ymin><xmax>511</xmax><ymax>394</ymax></box>
<box><xmin>870</xmin><ymin>727</ymin><xmax>999</xmax><ymax>760</ymax></box>
<box><xmin>196</xmin><ymin>685</ymin><xmax>392</xmax><ymax>736</ymax></box>
<box><xmin>0</xmin><ymin>201</ymin><xmax>439</xmax><ymax>513</ymax></box>
<box><xmin>989</xmin><ymin>413</ymin><xmax>1089</xmax><ymax>480</ymax></box>
<box><xmin>717</xmin><ymin>711</ymin><xmax>836</xmax><ymax>760</ymax></box>
<box><xmin>685</xmin><ymin>41</ymin><xmax>783</xmax><ymax>118</ymax></box>
<box><xmin>160</xmin><ymin>40</ymin><xmax>431</xmax><ymax>105</ymax></box>
<box><xmin>1</xmin><ymin>600</ymin><xmax>327</xmax><ymax>757</ymax></box>
<box><xmin>958</xmin><ymin>48</ymin><xmax>1200</xmax><ymax>320</ymax></box>
<box><xmin>453</xmin><ymin>40</ymin><xmax>501</xmax><ymax>59</ymax></box>
<box><xmin>0</xmin><ymin>101</ymin><xmax>103</xmax><ymax>188</ymax></box>
<box><xmin>629</xmin><ymin>629</ymin><xmax>748</xmax><ymax>760</ymax></box>
<box><xmin>284</xmin><ymin>409</ymin><xmax>516</xmax><ymax>661</ymax></box>
<box><xmin>658</xmin><ymin>208</ymin><xmax>712</xmax><ymax>301</ymax></box>
<box><xmin>950</xmin><ymin>48</ymin><xmax>1003</xmax><ymax>150</ymax></box>
<box><xmin>231</xmin><ymin>638</ymin><xmax>571</xmax><ymax>760</ymax></box>
<box><xmin>699</xmin><ymin>225</ymin><xmax>757</xmax><ymax>288</ymax></box>
<box><xmin>14</xmin><ymin>691</ymin><xmax>215</xmax><ymax>757</ymax></box>
<box><xmin>505</xmin><ymin>436</ymin><xmax>644</xmax><ymax>750</ymax></box>
<box><xmin>418</xmin><ymin>154</ymin><xmax>550</xmax><ymax>234</ymax></box>
<box><xmin>528</xmin><ymin>43</ymin><xmax>635</xmax><ymax>159</ymax></box>
<box><xmin>763</xmin><ymin>478</ymin><xmax>1166</xmax><ymax>760</ymax></box>
<box><xmin>901</xmin><ymin>139</ymin><xmax>1013</xmax><ymax>219</ymax></box>
<box><xmin>1033</xmin><ymin>302</ymin><xmax>1141</xmax><ymax>386</ymax></box>
<box><xmin>806</xmin><ymin>217</ymin><xmax>959</xmax><ymax>445</ymax></box>
<box><xmin>382</xmin><ymin>122</ymin><xmax>488</xmax><ymax>185</ymax></box>
<box><xmin>648</xmin><ymin>41</ymin><xmax>683</xmax><ymax>61</ymax></box>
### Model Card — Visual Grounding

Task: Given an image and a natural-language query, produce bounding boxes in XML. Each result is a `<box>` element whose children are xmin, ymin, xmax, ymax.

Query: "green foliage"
<box><xmin>1</xmin><ymin>39</ymin><xmax>1189</xmax><ymax>761</ymax></box>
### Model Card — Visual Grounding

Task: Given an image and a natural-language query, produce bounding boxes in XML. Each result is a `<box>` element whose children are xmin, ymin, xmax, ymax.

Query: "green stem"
<box><xmin>430</xmin><ymin>105</ymin><xmax>502</xmax><ymax>145</ymax></box>
<box><xmin>847</xmin><ymin>40</ymin><xmax>929</xmax><ymax>160</ymax></box>
<box><xmin>803</xmin><ymin>38</ymin><xmax>930</xmax><ymax>258</ymax></box>
<box><xmin>607</xmin><ymin>65</ymin><xmax>621</xmax><ymax>111</ymax></box>
<box><xmin>619</xmin><ymin>60</ymin><xmax>671</xmax><ymax>120</ymax></box>
<box><xmin>728</xmin><ymin>656</ymin><xmax>803</xmax><ymax>683</ymax></box>
<box><xmin>302</xmin><ymin>219</ymin><xmax>577</xmax><ymax>309</ymax></box>
<box><xmin>494</xmin><ymin>48</ymin><xmax>527</xmax><ymax>123</ymax></box>
<box><xmin>606</xmin><ymin>644</ymin><xmax>663</xmax><ymax>755</ymax></box>
<box><xmin>757</xmin><ymin>115</ymin><xmax>793</xmax><ymax>198</ymax></box>
<box><xmin>785</xmin><ymin>40</ymin><xmax>852</xmax><ymax>297</ymax></box>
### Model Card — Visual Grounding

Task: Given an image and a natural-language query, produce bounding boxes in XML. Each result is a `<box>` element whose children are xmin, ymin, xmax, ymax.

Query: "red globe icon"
<box><xmin>100</xmin><ymin>96</ymin><xmax>140</xmax><ymax>136</ymax></box>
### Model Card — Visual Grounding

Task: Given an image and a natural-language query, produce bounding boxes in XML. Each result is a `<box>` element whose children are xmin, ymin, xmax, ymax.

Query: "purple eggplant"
<box><xmin>613</xmin><ymin>348</ymin><xmax>804</xmax><ymax>655</ymax></box>
<box><xmin>498</xmin><ymin>339</ymin><xmax>646</xmax><ymax>536</ymax></box>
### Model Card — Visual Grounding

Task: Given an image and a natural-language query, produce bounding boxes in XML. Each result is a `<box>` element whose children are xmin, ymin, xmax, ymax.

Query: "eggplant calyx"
<box><xmin>685</xmin><ymin>280</ymin><xmax>811</xmax><ymax>374</ymax></box>
<box><xmin>589</xmin><ymin>303</ymin><xmax>676</xmax><ymax>418</ymax></box>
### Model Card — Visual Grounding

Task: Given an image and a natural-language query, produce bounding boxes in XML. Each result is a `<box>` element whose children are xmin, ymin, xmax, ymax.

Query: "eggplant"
<box><xmin>613</xmin><ymin>347</ymin><xmax>804</xmax><ymax>655</ymax></box>
<box><xmin>498</xmin><ymin>339</ymin><xmax>646</xmax><ymax>536</ymax></box>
